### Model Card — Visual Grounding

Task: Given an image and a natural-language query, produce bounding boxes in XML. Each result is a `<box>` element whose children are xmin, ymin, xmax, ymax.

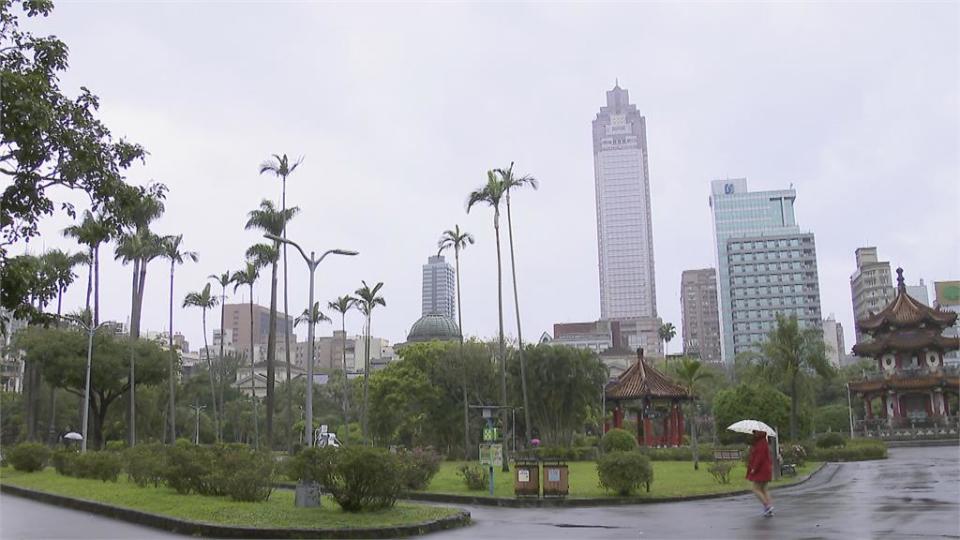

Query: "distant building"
<box><xmin>907</xmin><ymin>279</ymin><xmax>929</xmax><ymax>307</ymax></box>
<box><xmin>0</xmin><ymin>310</ymin><xmax>26</xmax><ymax>392</ymax></box>
<box><xmin>680</xmin><ymin>269</ymin><xmax>722</xmax><ymax>363</ymax></box>
<box><xmin>822</xmin><ymin>315</ymin><xmax>845</xmax><ymax>367</ymax></box>
<box><xmin>422</xmin><ymin>255</ymin><xmax>456</xmax><ymax>320</ymax></box>
<box><xmin>405</xmin><ymin>314</ymin><xmax>460</xmax><ymax>344</ymax></box>
<box><xmin>709</xmin><ymin>178</ymin><xmax>822</xmax><ymax>363</ymax></box>
<box><xmin>850</xmin><ymin>247</ymin><xmax>895</xmax><ymax>344</ymax></box>
<box><xmin>221</xmin><ymin>303</ymin><xmax>295</xmax><ymax>362</ymax></box>
<box><xmin>934</xmin><ymin>280</ymin><xmax>960</xmax><ymax>366</ymax></box>
<box><xmin>552</xmin><ymin>320</ymin><xmax>618</xmax><ymax>354</ymax></box>
<box><xmin>294</xmin><ymin>331</ymin><xmax>393</xmax><ymax>373</ymax></box>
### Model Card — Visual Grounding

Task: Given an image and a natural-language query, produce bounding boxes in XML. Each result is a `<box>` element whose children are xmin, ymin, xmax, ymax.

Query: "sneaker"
<box><xmin>763</xmin><ymin>505</ymin><xmax>775</xmax><ymax>517</ymax></box>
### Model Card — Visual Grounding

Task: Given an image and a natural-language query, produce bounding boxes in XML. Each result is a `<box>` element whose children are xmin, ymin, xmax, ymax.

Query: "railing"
<box><xmin>855</xmin><ymin>416</ymin><xmax>960</xmax><ymax>440</ymax></box>
<box><xmin>855</xmin><ymin>365</ymin><xmax>960</xmax><ymax>382</ymax></box>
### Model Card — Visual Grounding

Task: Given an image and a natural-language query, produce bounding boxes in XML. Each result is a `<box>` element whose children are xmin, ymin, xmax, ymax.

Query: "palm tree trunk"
<box><xmin>203</xmin><ymin>308</ymin><xmax>220</xmax><ymax>442</ymax></box>
<box><xmin>248</xmin><ymin>290</ymin><xmax>259</xmax><ymax>449</ymax></box>
<box><xmin>341</xmin><ymin>316</ymin><xmax>350</xmax><ymax>434</ymax></box>
<box><xmin>218</xmin><ymin>286</ymin><xmax>227</xmax><ymax>441</ymax></box>
<box><xmin>84</xmin><ymin>248</ymin><xmax>93</xmax><ymax>319</ymax></box>
<box><xmin>454</xmin><ymin>248</ymin><xmax>470</xmax><ymax>460</ymax></box>
<box><xmin>168</xmin><ymin>262</ymin><xmax>176</xmax><ymax>444</ymax></box>
<box><xmin>266</xmin><ymin>262</ymin><xmax>278</xmax><ymax>450</ymax></box>
<box><xmin>93</xmin><ymin>244</ymin><xmax>100</xmax><ymax>325</ymax></box>
<box><xmin>281</xmin><ymin>176</ymin><xmax>293</xmax><ymax>453</ymax></box>
<box><xmin>362</xmin><ymin>316</ymin><xmax>371</xmax><ymax>442</ymax></box>
<box><xmin>505</xmin><ymin>191</ymin><xmax>532</xmax><ymax>445</ymax></box>
<box><xmin>493</xmin><ymin>213</ymin><xmax>509</xmax><ymax>472</ymax></box>
<box><xmin>128</xmin><ymin>258</ymin><xmax>140</xmax><ymax>447</ymax></box>
<box><xmin>790</xmin><ymin>371</ymin><xmax>798</xmax><ymax>441</ymax></box>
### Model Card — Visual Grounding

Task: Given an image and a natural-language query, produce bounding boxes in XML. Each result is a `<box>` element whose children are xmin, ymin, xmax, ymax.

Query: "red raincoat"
<box><xmin>746</xmin><ymin>435</ymin><xmax>772</xmax><ymax>483</ymax></box>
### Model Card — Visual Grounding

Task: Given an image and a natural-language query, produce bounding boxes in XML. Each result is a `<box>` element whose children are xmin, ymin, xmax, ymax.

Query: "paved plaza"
<box><xmin>1</xmin><ymin>446</ymin><xmax>957</xmax><ymax>539</ymax></box>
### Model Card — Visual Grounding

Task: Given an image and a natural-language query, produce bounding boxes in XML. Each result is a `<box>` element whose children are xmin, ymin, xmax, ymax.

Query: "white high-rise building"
<box><xmin>421</xmin><ymin>255</ymin><xmax>455</xmax><ymax>320</ymax></box>
<box><xmin>592</xmin><ymin>83</ymin><xmax>657</xmax><ymax>321</ymax></box>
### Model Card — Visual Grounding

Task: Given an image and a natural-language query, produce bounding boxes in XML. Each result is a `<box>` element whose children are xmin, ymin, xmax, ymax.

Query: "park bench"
<box><xmin>713</xmin><ymin>449</ymin><xmax>743</xmax><ymax>462</ymax></box>
<box><xmin>780</xmin><ymin>463</ymin><xmax>797</xmax><ymax>476</ymax></box>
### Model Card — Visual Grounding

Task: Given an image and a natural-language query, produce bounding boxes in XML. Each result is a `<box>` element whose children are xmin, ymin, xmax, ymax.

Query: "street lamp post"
<box><xmin>265</xmin><ymin>233</ymin><xmax>357</xmax><ymax>447</ymax></box>
<box><xmin>63</xmin><ymin>316</ymin><xmax>108</xmax><ymax>453</ymax></box>
<box><xmin>190</xmin><ymin>398</ymin><xmax>206</xmax><ymax>445</ymax></box>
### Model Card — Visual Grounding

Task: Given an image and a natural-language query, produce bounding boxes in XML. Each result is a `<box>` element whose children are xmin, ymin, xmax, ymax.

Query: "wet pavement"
<box><xmin>1</xmin><ymin>446</ymin><xmax>957</xmax><ymax>539</ymax></box>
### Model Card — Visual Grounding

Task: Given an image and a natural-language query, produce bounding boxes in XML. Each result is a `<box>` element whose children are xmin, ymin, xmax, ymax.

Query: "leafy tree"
<box><xmin>659</xmin><ymin>323</ymin><xmax>677</xmax><ymax>357</ymax></box>
<box><xmin>437</xmin><ymin>224</ymin><xmax>474</xmax><ymax>459</ymax></box>
<box><xmin>259</xmin><ymin>153</ymin><xmax>302</xmax><ymax>452</ymax></box>
<box><xmin>493</xmin><ymin>163</ymin><xmax>537</xmax><ymax>445</ymax></box>
<box><xmin>183</xmin><ymin>283</ymin><xmax>219</xmax><ymax>441</ymax></box>
<box><xmin>15</xmin><ymin>327</ymin><xmax>167</xmax><ymax>449</ymax></box>
<box><xmin>672</xmin><ymin>357</ymin><xmax>713</xmax><ymax>469</ymax></box>
<box><xmin>230</xmin><ymin>261</ymin><xmax>260</xmax><ymax>447</ymax></box>
<box><xmin>354</xmin><ymin>280</ymin><xmax>385</xmax><ymax>442</ymax></box>
<box><xmin>712</xmin><ymin>384</ymin><xmax>791</xmax><ymax>444</ymax></box>
<box><xmin>328</xmin><ymin>295</ymin><xmax>356</xmax><ymax>431</ymax></box>
<box><xmin>466</xmin><ymin>171</ymin><xmax>510</xmax><ymax>469</ymax></box>
<box><xmin>761</xmin><ymin>315</ymin><xmax>833</xmax><ymax>440</ymax></box>
<box><xmin>160</xmin><ymin>234</ymin><xmax>197</xmax><ymax>442</ymax></box>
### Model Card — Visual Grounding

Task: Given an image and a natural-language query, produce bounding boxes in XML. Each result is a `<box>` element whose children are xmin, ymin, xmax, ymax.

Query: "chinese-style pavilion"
<box><xmin>849</xmin><ymin>268</ymin><xmax>960</xmax><ymax>435</ymax></box>
<box><xmin>604</xmin><ymin>348</ymin><xmax>691</xmax><ymax>447</ymax></box>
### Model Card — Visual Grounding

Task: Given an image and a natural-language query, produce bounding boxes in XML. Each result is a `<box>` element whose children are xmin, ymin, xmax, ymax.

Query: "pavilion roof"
<box><xmin>857</xmin><ymin>268</ymin><xmax>958</xmax><ymax>335</ymax></box>
<box><xmin>852</xmin><ymin>329</ymin><xmax>960</xmax><ymax>357</ymax></box>
<box><xmin>605</xmin><ymin>349</ymin><xmax>690</xmax><ymax>401</ymax></box>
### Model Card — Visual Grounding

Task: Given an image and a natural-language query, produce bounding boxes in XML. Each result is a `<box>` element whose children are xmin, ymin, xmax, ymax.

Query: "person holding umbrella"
<box><xmin>746</xmin><ymin>429</ymin><xmax>774</xmax><ymax>516</ymax></box>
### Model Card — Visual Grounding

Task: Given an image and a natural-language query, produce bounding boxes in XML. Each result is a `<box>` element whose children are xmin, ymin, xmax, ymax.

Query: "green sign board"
<box><xmin>482</xmin><ymin>426</ymin><xmax>499</xmax><ymax>442</ymax></box>
<box><xmin>479</xmin><ymin>443</ymin><xmax>503</xmax><ymax>467</ymax></box>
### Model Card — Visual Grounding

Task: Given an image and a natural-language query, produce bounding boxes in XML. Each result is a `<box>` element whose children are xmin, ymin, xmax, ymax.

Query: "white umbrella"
<box><xmin>726</xmin><ymin>420</ymin><xmax>777</xmax><ymax>437</ymax></box>
<box><xmin>63</xmin><ymin>432</ymin><xmax>83</xmax><ymax>441</ymax></box>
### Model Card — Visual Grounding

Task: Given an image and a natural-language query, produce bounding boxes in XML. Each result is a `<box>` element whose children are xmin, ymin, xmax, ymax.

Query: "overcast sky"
<box><xmin>14</xmin><ymin>1</ymin><xmax>959</xmax><ymax>354</ymax></box>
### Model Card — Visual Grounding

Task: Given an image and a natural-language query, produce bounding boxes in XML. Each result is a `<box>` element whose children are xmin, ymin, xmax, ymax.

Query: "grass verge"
<box><xmin>422</xmin><ymin>460</ymin><xmax>821</xmax><ymax>499</ymax></box>
<box><xmin>0</xmin><ymin>467</ymin><xmax>459</xmax><ymax>529</ymax></box>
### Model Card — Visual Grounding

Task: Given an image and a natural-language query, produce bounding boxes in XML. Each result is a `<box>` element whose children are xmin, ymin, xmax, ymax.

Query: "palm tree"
<box><xmin>63</xmin><ymin>211</ymin><xmax>111</xmax><ymax>324</ymax></box>
<box><xmin>466</xmin><ymin>171</ymin><xmax>511</xmax><ymax>470</ymax></box>
<box><xmin>295</xmin><ymin>301</ymin><xmax>331</xmax><ymax>439</ymax></box>
<box><xmin>354</xmin><ymin>281</ymin><xmax>385</xmax><ymax>442</ymax></box>
<box><xmin>245</xmin><ymin>199</ymin><xmax>299</xmax><ymax>450</ymax></box>
<box><xmin>231</xmin><ymin>262</ymin><xmax>261</xmax><ymax>448</ymax></box>
<box><xmin>659</xmin><ymin>322</ymin><xmax>677</xmax><ymax>359</ymax></box>
<box><xmin>209</xmin><ymin>271</ymin><xmax>232</xmax><ymax>439</ymax></box>
<box><xmin>438</xmin><ymin>225</ymin><xmax>475</xmax><ymax>459</ymax></box>
<box><xmin>494</xmin><ymin>162</ymin><xmax>537</xmax><ymax>446</ymax></box>
<box><xmin>762</xmin><ymin>314</ymin><xmax>832</xmax><ymax>441</ymax></box>
<box><xmin>183</xmin><ymin>283</ymin><xmax>220</xmax><ymax>442</ymax></box>
<box><xmin>159</xmin><ymin>234</ymin><xmax>198</xmax><ymax>443</ymax></box>
<box><xmin>328</xmin><ymin>295</ymin><xmax>357</xmax><ymax>432</ymax></box>
<box><xmin>41</xmin><ymin>249</ymin><xmax>86</xmax><ymax>321</ymax></box>
<box><xmin>673</xmin><ymin>357</ymin><xmax>713</xmax><ymax>470</ymax></box>
<box><xmin>259</xmin><ymin>153</ymin><xmax>303</xmax><ymax>452</ymax></box>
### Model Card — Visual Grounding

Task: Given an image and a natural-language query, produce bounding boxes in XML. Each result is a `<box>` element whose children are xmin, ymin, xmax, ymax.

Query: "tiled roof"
<box><xmin>857</xmin><ymin>268</ymin><xmax>957</xmax><ymax>334</ymax></box>
<box><xmin>605</xmin><ymin>350</ymin><xmax>690</xmax><ymax>400</ymax></box>
<box><xmin>852</xmin><ymin>330</ymin><xmax>960</xmax><ymax>356</ymax></box>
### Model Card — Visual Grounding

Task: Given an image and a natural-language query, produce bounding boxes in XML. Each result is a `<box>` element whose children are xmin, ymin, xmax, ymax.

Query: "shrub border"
<box><xmin>0</xmin><ymin>483</ymin><xmax>470</xmax><ymax>539</ymax></box>
<box><xmin>399</xmin><ymin>462</ymin><xmax>828</xmax><ymax>508</ymax></box>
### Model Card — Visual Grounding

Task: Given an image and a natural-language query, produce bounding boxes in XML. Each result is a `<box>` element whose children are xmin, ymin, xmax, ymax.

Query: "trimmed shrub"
<box><xmin>596</xmin><ymin>451</ymin><xmax>653</xmax><ymax>495</ymax></box>
<box><xmin>104</xmin><ymin>440</ymin><xmax>126</xmax><ymax>452</ymax></box>
<box><xmin>810</xmin><ymin>439</ymin><xmax>886</xmax><ymax>462</ymax></box>
<box><xmin>52</xmin><ymin>449</ymin><xmax>77</xmax><ymax>476</ymax></box>
<box><xmin>288</xmin><ymin>446</ymin><xmax>336</xmax><ymax>484</ymax></box>
<box><xmin>782</xmin><ymin>444</ymin><xmax>807</xmax><ymax>467</ymax></box>
<box><xmin>458</xmin><ymin>464</ymin><xmax>489</xmax><ymax>491</ymax></box>
<box><xmin>123</xmin><ymin>443</ymin><xmax>168</xmax><ymax>487</ymax></box>
<box><xmin>217</xmin><ymin>446</ymin><xmax>274</xmax><ymax>502</ymax></box>
<box><xmin>163</xmin><ymin>442</ymin><xmax>213</xmax><ymax>494</ymax></box>
<box><xmin>7</xmin><ymin>442</ymin><xmax>50</xmax><ymax>472</ymax></box>
<box><xmin>600</xmin><ymin>429</ymin><xmax>637</xmax><ymax>453</ymax></box>
<box><xmin>573</xmin><ymin>434</ymin><xmax>599</xmax><ymax>447</ymax></box>
<box><xmin>399</xmin><ymin>447</ymin><xmax>441</xmax><ymax>490</ymax></box>
<box><xmin>319</xmin><ymin>446</ymin><xmax>405</xmax><ymax>512</ymax></box>
<box><xmin>708</xmin><ymin>461</ymin><xmax>735</xmax><ymax>484</ymax></box>
<box><xmin>72</xmin><ymin>451</ymin><xmax>123</xmax><ymax>482</ymax></box>
<box><xmin>816</xmin><ymin>432</ymin><xmax>846</xmax><ymax>449</ymax></box>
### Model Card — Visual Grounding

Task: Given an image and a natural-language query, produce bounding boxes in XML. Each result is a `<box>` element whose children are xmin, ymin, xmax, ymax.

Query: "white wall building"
<box><xmin>822</xmin><ymin>315</ymin><xmax>845</xmax><ymax>367</ymax></box>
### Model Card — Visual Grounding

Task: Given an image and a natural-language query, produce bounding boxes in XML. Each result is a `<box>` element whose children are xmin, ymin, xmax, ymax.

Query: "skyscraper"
<box><xmin>592</xmin><ymin>83</ymin><xmax>657</xmax><ymax>321</ymax></box>
<box><xmin>709</xmin><ymin>178</ymin><xmax>823</xmax><ymax>364</ymax></box>
<box><xmin>849</xmin><ymin>247</ymin><xmax>895</xmax><ymax>344</ymax></box>
<box><xmin>421</xmin><ymin>254</ymin><xmax>455</xmax><ymax>319</ymax></box>
<box><xmin>680</xmin><ymin>269</ymin><xmax>722</xmax><ymax>363</ymax></box>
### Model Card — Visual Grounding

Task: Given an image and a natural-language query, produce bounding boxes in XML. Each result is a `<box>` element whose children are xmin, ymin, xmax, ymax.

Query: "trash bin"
<box><xmin>542</xmin><ymin>461</ymin><xmax>568</xmax><ymax>498</ymax></box>
<box><xmin>513</xmin><ymin>460</ymin><xmax>540</xmax><ymax>498</ymax></box>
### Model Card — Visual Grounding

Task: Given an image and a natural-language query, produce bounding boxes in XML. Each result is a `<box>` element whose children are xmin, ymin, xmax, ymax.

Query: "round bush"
<box><xmin>816</xmin><ymin>432</ymin><xmax>846</xmax><ymax>449</ymax></box>
<box><xmin>600</xmin><ymin>428</ymin><xmax>637</xmax><ymax>453</ymax></box>
<box><xmin>457</xmin><ymin>464</ymin><xmax>489</xmax><ymax>491</ymax></box>
<box><xmin>162</xmin><ymin>443</ymin><xmax>213</xmax><ymax>494</ymax></box>
<box><xmin>319</xmin><ymin>446</ymin><xmax>405</xmax><ymax>512</ymax></box>
<box><xmin>7</xmin><ymin>442</ymin><xmax>50</xmax><ymax>472</ymax></box>
<box><xmin>217</xmin><ymin>446</ymin><xmax>274</xmax><ymax>502</ymax></box>
<box><xmin>123</xmin><ymin>443</ymin><xmax>168</xmax><ymax>487</ymax></box>
<box><xmin>399</xmin><ymin>447</ymin><xmax>441</xmax><ymax>490</ymax></box>
<box><xmin>72</xmin><ymin>451</ymin><xmax>123</xmax><ymax>482</ymax></box>
<box><xmin>52</xmin><ymin>449</ymin><xmax>77</xmax><ymax>476</ymax></box>
<box><xmin>597</xmin><ymin>451</ymin><xmax>653</xmax><ymax>496</ymax></box>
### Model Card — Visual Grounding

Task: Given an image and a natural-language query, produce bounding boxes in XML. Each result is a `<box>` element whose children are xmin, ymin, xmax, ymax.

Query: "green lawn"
<box><xmin>423</xmin><ymin>460</ymin><xmax>820</xmax><ymax>499</ymax></box>
<box><xmin>0</xmin><ymin>468</ymin><xmax>459</xmax><ymax>529</ymax></box>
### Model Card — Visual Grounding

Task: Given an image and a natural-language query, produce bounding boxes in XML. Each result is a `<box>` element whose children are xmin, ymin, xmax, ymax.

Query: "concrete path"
<box><xmin>1</xmin><ymin>446</ymin><xmax>956</xmax><ymax>539</ymax></box>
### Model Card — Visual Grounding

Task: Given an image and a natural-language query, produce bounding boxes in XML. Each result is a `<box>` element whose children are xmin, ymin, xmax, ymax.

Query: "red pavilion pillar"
<box><xmin>613</xmin><ymin>405</ymin><xmax>623</xmax><ymax>429</ymax></box>
<box><xmin>864</xmin><ymin>396</ymin><xmax>873</xmax><ymax>419</ymax></box>
<box><xmin>677</xmin><ymin>403</ymin><xmax>685</xmax><ymax>447</ymax></box>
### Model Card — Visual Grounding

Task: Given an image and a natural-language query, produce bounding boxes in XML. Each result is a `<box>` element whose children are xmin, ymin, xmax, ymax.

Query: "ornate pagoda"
<box><xmin>604</xmin><ymin>348</ymin><xmax>691</xmax><ymax>447</ymax></box>
<box><xmin>849</xmin><ymin>268</ymin><xmax>960</xmax><ymax>438</ymax></box>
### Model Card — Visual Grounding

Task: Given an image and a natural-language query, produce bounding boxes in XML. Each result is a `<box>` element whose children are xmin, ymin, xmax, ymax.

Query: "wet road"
<box><xmin>1</xmin><ymin>446</ymin><xmax>957</xmax><ymax>539</ymax></box>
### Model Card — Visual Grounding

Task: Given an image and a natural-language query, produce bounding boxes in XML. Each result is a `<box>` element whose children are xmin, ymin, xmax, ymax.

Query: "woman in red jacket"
<box><xmin>746</xmin><ymin>430</ymin><xmax>773</xmax><ymax>516</ymax></box>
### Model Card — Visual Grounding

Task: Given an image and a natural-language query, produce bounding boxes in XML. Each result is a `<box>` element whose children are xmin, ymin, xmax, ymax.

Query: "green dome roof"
<box><xmin>407</xmin><ymin>314</ymin><xmax>461</xmax><ymax>343</ymax></box>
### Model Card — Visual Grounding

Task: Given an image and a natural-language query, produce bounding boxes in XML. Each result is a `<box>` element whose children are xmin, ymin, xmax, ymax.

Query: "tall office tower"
<box><xmin>849</xmin><ymin>247</ymin><xmax>895</xmax><ymax>344</ymax></box>
<box><xmin>221</xmin><ymin>303</ymin><xmax>294</xmax><ymax>362</ymax></box>
<box><xmin>709</xmin><ymin>178</ymin><xmax>823</xmax><ymax>364</ymax></box>
<box><xmin>421</xmin><ymin>255</ymin><xmax>456</xmax><ymax>319</ymax></box>
<box><xmin>680</xmin><ymin>269</ymin><xmax>722</xmax><ymax>363</ymax></box>
<box><xmin>592</xmin><ymin>83</ymin><xmax>657</xmax><ymax>321</ymax></box>
<box><xmin>821</xmin><ymin>315</ymin><xmax>846</xmax><ymax>367</ymax></box>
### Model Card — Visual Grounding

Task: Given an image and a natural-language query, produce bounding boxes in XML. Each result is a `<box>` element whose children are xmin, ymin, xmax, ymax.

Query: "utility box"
<box><xmin>513</xmin><ymin>460</ymin><xmax>540</xmax><ymax>498</ymax></box>
<box><xmin>542</xmin><ymin>461</ymin><xmax>569</xmax><ymax>498</ymax></box>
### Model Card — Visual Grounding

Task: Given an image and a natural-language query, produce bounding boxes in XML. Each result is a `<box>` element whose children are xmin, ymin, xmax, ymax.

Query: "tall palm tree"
<box><xmin>245</xmin><ymin>199</ymin><xmax>299</xmax><ymax>450</ymax></box>
<box><xmin>438</xmin><ymin>225</ymin><xmax>475</xmax><ymax>459</ymax></box>
<box><xmin>659</xmin><ymin>322</ymin><xmax>677</xmax><ymax>357</ymax></box>
<box><xmin>673</xmin><ymin>357</ymin><xmax>713</xmax><ymax>470</ymax></box>
<box><xmin>762</xmin><ymin>314</ymin><xmax>832</xmax><ymax>440</ymax></box>
<box><xmin>183</xmin><ymin>283</ymin><xmax>220</xmax><ymax>442</ymax></box>
<box><xmin>160</xmin><ymin>234</ymin><xmax>198</xmax><ymax>443</ymax></box>
<box><xmin>328</xmin><ymin>295</ymin><xmax>357</xmax><ymax>432</ymax></box>
<box><xmin>354</xmin><ymin>281</ymin><xmax>385</xmax><ymax>442</ymax></box>
<box><xmin>63</xmin><ymin>211</ymin><xmax>111</xmax><ymax>324</ymax></box>
<box><xmin>494</xmin><ymin>162</ymin><xmax>537</xmax><ymax>445</ymax></box>
<box><xmin>259</xmin><ymin>153</ymin><xmax>303</xmax><ymax>452</ymax></box>
<box><xmin>231</xmin><ymin>262</ymin><xmax>261</xmax><ymax>448</ymax></box>
<box><xmin>209</xmin><ymin>271</ymin><xmax>232</xmax><ymax>439</ymax></box>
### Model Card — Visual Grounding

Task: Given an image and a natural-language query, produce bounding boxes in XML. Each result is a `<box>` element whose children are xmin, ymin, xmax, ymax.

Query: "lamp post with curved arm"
<box><xmin>265</xmin><ymin>233</ymin><xmax>357</xmax><ymax>447</ymax></box>
<box><xmin>62</xmin><ymin>315</ymin><xmax>109</xmax><ymax>452</ymax></box>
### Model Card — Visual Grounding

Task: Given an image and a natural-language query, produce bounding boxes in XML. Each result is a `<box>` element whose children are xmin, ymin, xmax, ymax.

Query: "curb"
<box><xmin>400</xmin><ymin>462</ymin><xmax>829</xmax><ymax>508</ymax></box>
<box><xmin>0</xmin><ymin>484</ymin><xmax>471</xmax><ymax>539</ymax></box>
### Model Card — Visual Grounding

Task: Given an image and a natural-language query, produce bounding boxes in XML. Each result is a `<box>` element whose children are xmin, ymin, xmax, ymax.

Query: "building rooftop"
<box><xmin>406</xmin><ymin>314</ymin><xmax>461</xmax><ymax>343</ymax></box>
